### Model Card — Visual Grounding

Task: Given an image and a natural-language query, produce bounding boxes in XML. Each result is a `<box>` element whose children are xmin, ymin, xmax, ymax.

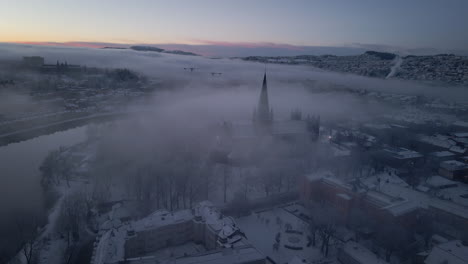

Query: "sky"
<box><xmin>1</xmin><ymin>0</ymin><xmax>468</xmax><ymax>53</ymax></box>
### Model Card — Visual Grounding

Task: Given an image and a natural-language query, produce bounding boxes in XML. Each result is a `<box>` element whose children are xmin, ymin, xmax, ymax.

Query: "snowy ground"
<box><xmin>236</xmin><ymin>205</ymin><xmax>336</xmax><ymax>264</ymax></box>
<box><xmin>37</xmin><ymin>179</ymin><xmax>92</xmax><ymax>264</ymax></box>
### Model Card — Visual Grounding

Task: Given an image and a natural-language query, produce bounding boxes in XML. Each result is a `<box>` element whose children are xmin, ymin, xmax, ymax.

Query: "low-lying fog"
<box><xmin>0</xmin><ymin>42</ymin><xmax>466</xmax><ymax>214</ymax></box>
<box><xmin>0</xmin><ymin>42</ymin><xmax>467</xmax><ymax>261</ymax></box>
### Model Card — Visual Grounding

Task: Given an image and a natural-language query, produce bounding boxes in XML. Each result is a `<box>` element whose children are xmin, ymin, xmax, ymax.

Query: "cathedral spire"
<box><xmin>257</xmin><ymin>72</ymin><xmax>270</xmax><ymax>124</ymax></box>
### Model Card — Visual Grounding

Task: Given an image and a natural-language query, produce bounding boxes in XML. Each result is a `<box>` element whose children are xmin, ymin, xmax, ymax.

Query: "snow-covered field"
<box><xmin>236</xmin><ymin>205</ymin><xmax>334</xmax><ymax>263</ymax></box>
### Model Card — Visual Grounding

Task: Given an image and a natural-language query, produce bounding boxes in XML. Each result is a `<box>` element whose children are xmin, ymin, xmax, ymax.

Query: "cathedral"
<box><xmin>212</xmin><ymin>72</ymin><xmax>320</xmax><ymax>165</ymax></box>
<box><xmin>250</xmin><ymin>72</ymin><xmax>320</xmax><ymax>140</ymax></box>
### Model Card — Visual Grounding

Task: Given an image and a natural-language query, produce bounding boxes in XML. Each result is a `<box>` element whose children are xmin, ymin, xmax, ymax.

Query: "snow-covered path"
<box><xmin>37</xmin><ymin>181</ymin><xmax>89</xmax><ymax>264</ymax></box>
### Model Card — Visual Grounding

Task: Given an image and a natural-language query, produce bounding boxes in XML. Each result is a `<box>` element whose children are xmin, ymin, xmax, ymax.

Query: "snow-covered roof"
<box><xmin>450</xmin><ymin>145</ymin><xmax>467</xmax><ymax>154</ymax></box>
<box><xmin>453</xmin><ymin>121</ymin><xmax>468</xmax><ymax>128</ymax></box>
<box><xmin>194</xmin><ymin>201</ymin><xmax>240</xmax><ymax>241</ymax></box>
<box><xmin>453</xmin><ymin>132</ymin><xmax>468</xmax><ymax>138</ymax></box>
<box><xmin>440</xmin><ymin>160</ymin><xmax>468</xmax><ymax>171</ymax></box>
<box><xmin>383</xmin><ymin>147</ymin><xmax>423</xmax><ymax>159</ymax></box>
<box><xmin>364</xmin><ymin>174</ymin><xmax>468</xmax><ymax>218</ymax></box>
<box><xmin>426</xmin><ymin>176</ymin><xmax>458</xmax><ymax>189</ymax></box>
<box><xmin>430</xmin><ymin>151</ymin><xmax>456</xmax><ymax>158</ymax></box>
<box><xmin>331</xmin><ymin>143</ymin><xmax>351</xmax><ymax>157</ymax></box>
<box><xmin>419</xmin><ymin>134</ymin><xmax>455</xmax><ymax>149</ymax></box>
<box><xmin>131</xmin><ymin>209</ymin><xmax>193</xmax><ymax>232</ymax></box>
<box><xmin>340</xmin><ymin>241</ymin><xmax>389</xmax><ymax>264</ymax></box>
<box><xmin>425</xmin><ymin>240</ymin><xmax>468</xmax><ymax>264</ymax></box>
<box><xmin>93</xmin><ymin>200</ymin><xmax>248</xmax><ymax>264</ymax></box>
<box><xmin>305</xmin><ymin>170</ymin><xmax>334</xmax><ymax>182</ymax></box>
<box><xmin>337</xmin><ymin>193</ymin><xmax>352</xmax><ymax>201</ymax></box>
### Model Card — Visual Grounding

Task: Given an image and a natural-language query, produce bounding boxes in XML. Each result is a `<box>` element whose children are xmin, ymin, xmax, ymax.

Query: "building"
<box><xmin>300</xmin><ymin>171</ymin><xmax>468</xmax><ymax>239</ymax></box>
<box><xmin>376</xmin><ymin>147</ymin><xmax>424</xmax><ymax>168</ymax></box>
<box><xmin>452</xmin><ymin>121</ymin><xmax>468</xmax><ymax>132</ymax></box>
<box><xmin>424</xmin><ymin>175</ymin><xmax>458</xmax><ymax>190</ymax></box>
<box><xmin>92</xmin><ymin>201</ymin><xmax>264</xmax><ymax>264</ymax></box>
<box><xmin>438</xmin><ymin>160</ymin><xmax>468</xmax><ymax>182</ymax></box>
<box><xmin>212</xmin><ymin>73</ymin><xmax>320</xmax><ymax>165</ymax></box>
<box><xmin>424</xmin><ymin>240</ymin><xmax>468</xmax><ymax>264</ymax></box>
<box><xmin>429</xmin><ymin>151</ymin><xmax>456</xmax><ymax>162</ymax></box>
<box><xmin>416</xmin><ymin>134</ymin><xmax>456</xmax><ymax>152</ymax></box>
<box><xmin>251</xmin><ymin>72</ymin><xmax>320</xmax><ymax>141</ymax></box>
<box><xmin>338</xmin><ymin>241</ymin><xmax>389</xmax><ymax>264</ymax></box>
<box><xmin>22</xmin><ymin>56</ymin><xmax>44</xmax><ymax>67</ymax></box>
<box><xmin>41</xmin><ymin>61</ymin><xmax>82</xmax><ymax>73</ymax></box>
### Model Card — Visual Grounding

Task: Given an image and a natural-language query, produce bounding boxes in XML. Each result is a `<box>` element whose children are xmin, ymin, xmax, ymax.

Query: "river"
<box><xmin>0</xmin><ymin>125</ymin><xmax>88</xmax><ymax>253</ymax></box>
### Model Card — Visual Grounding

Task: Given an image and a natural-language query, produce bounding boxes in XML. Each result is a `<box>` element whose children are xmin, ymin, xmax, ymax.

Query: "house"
<box><xmin>374</xmin><ymin>147</ymin><xmax>424</xmax><ymax>171</ymax></box>
<box><xmin>453</xmin><ymin>121</ymin><xmax>468</xmax><ymax>132</ymax></box>
<box><xmin>438</xmin><ymin>160</ymin><xmax>468</xmax><ymax>182</ymax></box>
<box><xmin>424</xmin><ymin>240</ymin><xmax>468</xmax><ymax>264</ymax></box>
<box><xmin>338</xmin><ymin>241</ymin><xmax>389</xmax><ymax>264</ymax></box>
<box><xmin>425</xmin><ymin>175</ymin><xmax>458</xmax><ymax>190</ymax></box>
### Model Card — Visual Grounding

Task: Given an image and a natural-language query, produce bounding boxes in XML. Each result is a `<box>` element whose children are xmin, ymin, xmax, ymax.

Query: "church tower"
<box><xmin>253</xmin><ymin>72</ymin><xmax>273</xmax><ymax>133</ymax></box>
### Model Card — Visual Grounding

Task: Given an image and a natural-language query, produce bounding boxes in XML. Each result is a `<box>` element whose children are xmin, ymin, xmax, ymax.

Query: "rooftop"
<box><xmin>93</xmin><ymin>202</ymin><xmax>243</xmax><ymax>264</ymax></box>
<box><xmin>453</xmin><ymin>132</ymin><xmax>468</xmax><ymax>138</ymax></box>
<box><xmin>131</xmin><ymin>209</ymin><xmax>193</xmax><ymax>232</ymax></box>
<box><xmin>419</xmin><ymin>134</ymin><xmax>456</xmax><ymax>149</ymax></box>
<box><xmin>341</xmin><ymin>241</ymin><xmax>389</xmax><ymax>264</ymax></box>
<box><xmin>440</xmin><ymin>160</ymin><xmax>468</xmax><ymax>171</ymax></box>
<box><xmin>453</xmin><ymin>121</ymin><xmax>468</xmax><ymax>128</ymax></box>
<box><xmin>430</xmin><ymin>151</ymin><xmax>456</xmax><ymax>158</ymax></box>
<box><xmin>426</xmin><ymin>175</ymin><xmax>458</xmax><ymax>189</ymax></box>
<box><xmin>425</xmin><ymin>240</ymin><xmax>468</xmax><ymax>264</ymax></box>
<box><xmin>383</xmin><ymin>147</ymin><xmax>423</xmax><ymax>159</ymax></box>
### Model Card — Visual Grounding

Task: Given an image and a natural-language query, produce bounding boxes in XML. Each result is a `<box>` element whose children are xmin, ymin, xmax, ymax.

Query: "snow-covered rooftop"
<box><xmin>418</xmin><ymin>134</ymin><xmax>455</xmax><ymax>149</ymax></box>
<box><xmin>426</xmin><ymin>175</ymin><xmax>458</xmax><ymax>189</ymax></box>
<box><xmin>383</xmin><ymin>147</ymin><xmax>423</xmax><ymax>159</ymax></box>
<box><xmin>340</xmin><ymin>241</ymin><xmax>389</xmax><ymax>264</ymax></box>
<box><xmin>305</xmin><ymin>170</ymin><xmax>334</xmax><ymax>182</ymax></box>
<box><xmin>131</xmin><ymin>209</ymin><xmax>193</xmax><ymax>232</ymax></box>
<box><xmin>440</xmin><ymin>160</ymin><xmax>468</xmax><ymax>171</ymax></box>
<box><xmin>425</xmin><ymin>240</ymin><xmax>468</xmax><ymax>264</ymax></box>
<box><xmin>430</xmin><ymin>151</ymin><xmax>456</xmax><ymax>158</ymax></box>
<box><xmin>453</xmin><ymin>132</ymin><xmax>468</xmax><ymax>138</ymax></box>
<box><xmin>453</xmin><ymin>121</ymin><xmax>468</xmax><ymax>128</ymax></box>
<box><xmin>93</xmin><ymin>201</ymin><xmax>243</xmax><ymax>264</ymax></box>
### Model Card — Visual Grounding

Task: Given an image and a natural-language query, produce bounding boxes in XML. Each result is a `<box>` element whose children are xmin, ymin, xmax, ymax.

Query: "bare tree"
<box><xmin>375</xmin><ymin>221</ymin><xmax>411</xmax><ymax>262</ymax></box>
<box><xmin>56</xmin><ymin>192</ymin><xmax>88</xmax><ymax>264</ymax></box>
<box><xmin>14</xmin><ymin>213</ymin><xmax>40</xmax><ymax>264</ymax></box>
<box><xmin>308</xmin><ymin>202</ymin><xmax>340</xmax><ymax>256</ymax></box>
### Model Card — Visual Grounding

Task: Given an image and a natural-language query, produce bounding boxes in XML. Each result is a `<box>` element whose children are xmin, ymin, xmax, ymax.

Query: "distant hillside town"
<box><xmin>244</xmin><ymin>51</ymin><xmax>468</xmax><ymax>86</ymax></box>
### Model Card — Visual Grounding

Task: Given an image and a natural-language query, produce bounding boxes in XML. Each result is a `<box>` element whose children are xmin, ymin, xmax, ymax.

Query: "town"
<box><xmin>2</xmin><ymin>2</ymin><xmax>468</xmax><ymax>261</ymax></box>
<box><xmin>4</xmin><ymin>62</ymin><xmax>467</xmax><ymax>264</ymax></box>
<box><xmin>244</xmin><ymin>52</ymin><xmax>468</xmax><ymax>86</ymax></box>
<box><xmin>0</xmin><ymin>56</ymin><xmax>157</xmax><ymax>146</ymax></box>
